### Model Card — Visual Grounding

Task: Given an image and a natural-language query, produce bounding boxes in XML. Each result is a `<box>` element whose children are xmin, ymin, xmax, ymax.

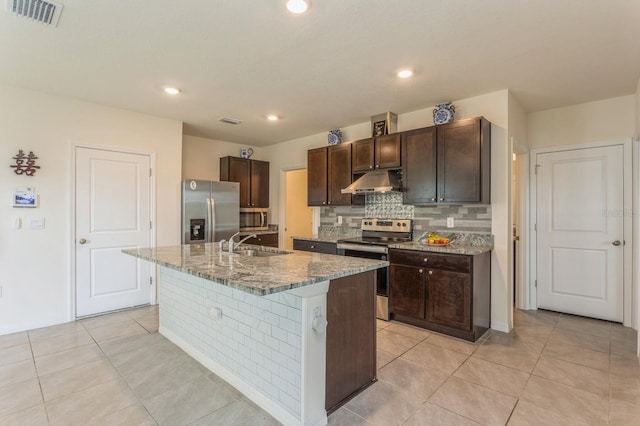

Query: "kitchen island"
<box><xmin>124</xmin><ymin>244</ymin><xmax>387</xmax><ymax>426</ymax></box>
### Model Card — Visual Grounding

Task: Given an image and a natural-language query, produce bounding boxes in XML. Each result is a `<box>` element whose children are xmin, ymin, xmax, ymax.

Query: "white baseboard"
<box><xmin>491</xmin><ymin>321</ymin><xmax>510</xmax><ymax>333</ymax></box>
<box><xmin>159</xmin><ymin>326</ymin><xmax>304</xmax><ymax>426</ymax></box>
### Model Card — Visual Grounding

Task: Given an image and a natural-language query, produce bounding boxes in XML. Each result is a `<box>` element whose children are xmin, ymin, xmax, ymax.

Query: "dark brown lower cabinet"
<box><xmin>389</xmin><ymin>264</ymin><xmax>426</xmax><ymax>319</ymax></box>
<box><xmin>326</xmin><ymin>271</ymin><xmax>376</xmax><ymax>413</ymax></box>
<box><xmin>427</xmin><ymin>269</ymin><xmax>471</xmax><ymax>331</ymax></box>
<box><xmin>241</xmin><ymin>233</ymin><xmax>278</xmax><ymax>247</ymax></box>
<box><xmin>389</xmin><ymin>249</ymin><xmax>490</xmax><ymax>342</ymax></box>
<box><xmin>292</xmin><ymin>239</ymin><xmax>338</xmax><ymax>254</ymax></box>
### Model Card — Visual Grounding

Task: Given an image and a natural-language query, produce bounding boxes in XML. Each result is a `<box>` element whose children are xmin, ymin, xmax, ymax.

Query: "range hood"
<box><xmin>341</xmin><ymin>170</ymin><xmax>402</xmax><ymax>194</ymax></box>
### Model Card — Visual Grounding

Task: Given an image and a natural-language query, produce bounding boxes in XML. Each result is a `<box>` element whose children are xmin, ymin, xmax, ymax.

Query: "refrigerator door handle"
<box><xmin>208</xmin><ymin>197</ymin><xmax>216</xmax><ymax>243</ymax></box>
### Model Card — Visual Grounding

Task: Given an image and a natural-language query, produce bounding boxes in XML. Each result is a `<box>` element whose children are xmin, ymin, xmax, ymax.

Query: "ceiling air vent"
<box><xmin>6</xmin><ymin>0</ymin><xmax>63</xmax><ymax>27</ymax></box>
<box><xmin>218</xmin><ymin>117</ymin><xmax>243</xmax><ymax>125</ymax></box>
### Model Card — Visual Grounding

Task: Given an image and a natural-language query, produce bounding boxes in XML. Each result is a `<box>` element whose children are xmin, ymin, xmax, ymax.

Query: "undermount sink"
<box><xmin>234</xmin><ymin>249</ymin><xmax>290</xmax><ymax>257</ymax></box>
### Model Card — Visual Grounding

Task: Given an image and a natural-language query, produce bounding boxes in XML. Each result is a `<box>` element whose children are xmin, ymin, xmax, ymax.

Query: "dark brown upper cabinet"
<box><xmin>437</xmin><ymin>117</ymin><xmax>491</xmax><ymax>204</ymax></box>
<box><xmin>307</xmin><ymin>144</ymin><xmax>355</xmax><ymax>206</ymax></box>
<box><xmin>352</xmin><ymin>133</ymin><xmax>401</xmax><ymax>172</ymax></box>
<box><xmin>402</xmin><ymin>117</ymin><xmax>491</xmax><ymax>205</ymax></box>
<box><xmin>220</xmin><ymin>156</ymin><xmax>269</xmax><ymax>207</ymax></box>
<box><xmin>307</xmin><ymin>147</ymin><xmax>328</xmax><ymax>206</ymax></box>
<box><xmin>402</xmin><ymin>126</ymin><xmax>437</xmax><ymax>205</ymax></box>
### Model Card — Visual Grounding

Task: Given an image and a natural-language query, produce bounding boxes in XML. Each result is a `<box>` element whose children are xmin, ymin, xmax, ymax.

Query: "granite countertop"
<box><xmin>388</xmin><ymin>241</ymin><xmax>492</xmax><ymax>255</ymax></box>
<box><xmin>291</xmin><ymin>234</ymin><xmax>342</xmax><ymax>244</ymax></box>
<box><xmin>239</xmin><ymin>230</ymin><xmax>278</xmax><ymax>236</ymax></box>
<box><xmin>124</xmin><ymin>243</ymin><xmax>387</xmax><ymax>296</ymax></box>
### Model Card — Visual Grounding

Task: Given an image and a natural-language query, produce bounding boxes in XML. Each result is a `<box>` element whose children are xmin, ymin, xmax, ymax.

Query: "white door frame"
<box><xmin>70</xmin><ymin>143</ymin><xmax>157</xmax><ymax>320</ymax></box>
<box><xmin>527</xmin><ymin>139</ymin><xmax>633</xmax><ymax>327</ymax></box>
<box><xmin>515</xmin><ymin>150</ymin><xmax>530</xmax><ymax>311</ymax></box>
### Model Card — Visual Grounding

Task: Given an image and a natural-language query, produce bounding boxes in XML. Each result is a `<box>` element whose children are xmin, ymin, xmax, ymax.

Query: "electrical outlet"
<box><xmin>447</xmin><ymin>217</ymin><xmax>454</xmax><ymax>228</ymax></box>
<box><xmin>337</xmin><ymin>216</ymin><xmax>343</xmax><ymax>225</ymax></box>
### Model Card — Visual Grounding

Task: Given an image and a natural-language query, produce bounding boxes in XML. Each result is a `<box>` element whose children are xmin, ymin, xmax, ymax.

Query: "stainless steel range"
<box><xmin>337</xmin><ymin>218</ymin><xmax>413</xmax><ymax>320</ymax></box>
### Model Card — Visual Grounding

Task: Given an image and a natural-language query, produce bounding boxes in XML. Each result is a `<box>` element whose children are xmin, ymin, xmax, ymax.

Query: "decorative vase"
<box><xmin>328</xmin><ymin>129</ymin><xmax>342</xmax><ymax>145</ymax></box>
<box><xmin>433</xmin><ymin>102</ymin><xmax>455</xmax><ymax>125</ymax></box>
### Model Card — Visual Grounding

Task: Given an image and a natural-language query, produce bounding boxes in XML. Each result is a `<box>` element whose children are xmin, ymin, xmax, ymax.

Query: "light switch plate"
<box><xmin>447</xmin><ymin>217</ymin><xmax>454</xmax><ymax>228</ymax></box>
<box><xmin>29</xmin><ymin>217</ymin><xmax>45</xmax><ymax>230</ymax></box>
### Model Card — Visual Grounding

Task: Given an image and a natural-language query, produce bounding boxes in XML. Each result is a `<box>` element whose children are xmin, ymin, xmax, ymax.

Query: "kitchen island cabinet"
<box><xmin>124</xmin><ymin>244</ymin><xmax>385</xmax><ymax>426</ymax></box>
<box><xmin>389</xmin><ymin>247</ymin><xmax>490</xmax><ymax>341</ymax></box>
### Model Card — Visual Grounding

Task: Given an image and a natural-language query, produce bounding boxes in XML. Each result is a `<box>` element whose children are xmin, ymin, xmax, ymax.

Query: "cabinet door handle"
<box><xmin>369</xmin><ymin>165</ymin><xmax>374</xmax><ymax>169</ymax></box>
<box><xmin>322</xmin><ymin>202</ymin><xmax>326</xmax><ymax>205</ymax></box>
<box><xmin>310</xmin><ymin>245</ymin><xmax>315</xmax><ymax>249</ymax></box>
<box><xmin>328</xmin><ymin>201</ymin><xmax>331</xmax><ymax>205</ymax></box>
<box><xmin>419</xmin><ymin>269</ymin><xmax>423</xmax><ymax>274</ymax></box>
<box><xmin>431</xmin><ymin>198</ymin><xmax>436</xmax><ymax>201</ymax></box>
<box><xmin>439</xmin><ymin>198</ymin><xmax>445</xmax><ymax>201</ymax></box>
<box><xmin>428</xmin><ymin>270</ymin><xmax>433</xmax><ymax>275</ymax></box>
<box><xmin>423</xmin><ymin>258</ymin><xmax>429</xmax><ymax>263</ymax></box>
<box><xmin>376</xmin><ymin>165</ymin><xmax>380</xmax><ymax>168</ymax></box>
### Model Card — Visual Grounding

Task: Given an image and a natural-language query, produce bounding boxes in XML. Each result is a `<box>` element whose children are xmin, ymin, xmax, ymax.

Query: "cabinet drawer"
<box><xmin>245</xmin><ymin>233</ymin><xmax>278</xmax><ymax>247</ymax></box>
<box><xmin>390</xmin><ymin>249</ymin><xmax>470</xmax><ymax>273</ymax></box>
<box><xmin>293</xmin><ymin>239</ymin><xmax>337</xmax><ymax>255</ymax></box>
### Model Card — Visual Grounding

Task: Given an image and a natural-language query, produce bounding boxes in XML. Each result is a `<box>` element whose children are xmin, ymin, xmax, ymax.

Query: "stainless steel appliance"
<box><xmin>239</xmin><ymin>207</ymin><xmax>268</xmax><ymax>231</ymax></box>
<box><xmin>182</xmin><ymin>179</ymin><xmax>239</xmax><ymax>244</ymax></box>
<box><xmin>337</xmin><ymin>219</ymin><xmax>412</xmax><ymax>320</ymax></box>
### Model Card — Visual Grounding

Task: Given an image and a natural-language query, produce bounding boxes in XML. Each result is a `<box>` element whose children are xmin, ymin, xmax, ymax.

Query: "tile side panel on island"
<box><xmin>159</xmin><ymin>267</ymin><xmax>305</xmax><ymax>421</ymax></box>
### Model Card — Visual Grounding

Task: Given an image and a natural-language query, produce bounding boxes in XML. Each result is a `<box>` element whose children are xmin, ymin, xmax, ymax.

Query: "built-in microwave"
<box><xmin>240</xmin><ymin>208</ymin><xmax>268</xmax><ymax>231</ymax></box>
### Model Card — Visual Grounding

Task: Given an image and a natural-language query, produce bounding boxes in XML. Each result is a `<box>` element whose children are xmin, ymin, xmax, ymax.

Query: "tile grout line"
<box><xmin>26</xmin><ymin>330</ymin><xmax>53</xmax><ymax>426</ymax></box>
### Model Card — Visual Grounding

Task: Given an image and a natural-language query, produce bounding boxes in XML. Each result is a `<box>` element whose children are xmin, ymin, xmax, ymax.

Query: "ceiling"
<box><xmin>1</xmin><ymin>0</ymin><xmax>639</xmax><ymax>147</ymax></box>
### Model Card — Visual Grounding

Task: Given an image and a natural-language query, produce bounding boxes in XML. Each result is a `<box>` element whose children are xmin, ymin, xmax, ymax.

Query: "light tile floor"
<box><xmin>0</xmin><ymin>307</ymin><xmax>638</xmax><ymax>425</ymax></box>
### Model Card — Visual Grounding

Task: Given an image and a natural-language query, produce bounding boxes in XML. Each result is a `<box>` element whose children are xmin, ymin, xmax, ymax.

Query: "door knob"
<box><xmin>612</xmin><ymin>240</ymin><xmax>621</xmax><ymax>246</ymax></box>
<box><xmin>79</xmin><ymin>238</ymin><xmax>87</xmax><ymax>244</ymax></box>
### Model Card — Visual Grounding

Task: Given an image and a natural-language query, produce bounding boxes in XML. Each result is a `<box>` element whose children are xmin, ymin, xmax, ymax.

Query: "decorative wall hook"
<box><xmin>10</xmin><ymin>150</ymin><xmax>40</xmax><ymax>176</ymax></box>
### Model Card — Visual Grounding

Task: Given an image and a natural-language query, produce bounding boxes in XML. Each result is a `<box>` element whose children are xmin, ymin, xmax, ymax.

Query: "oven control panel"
<box><xmin>361</xmin><ymin>218</ymin><xmax>412</xmax><ymax>232</ymax></box>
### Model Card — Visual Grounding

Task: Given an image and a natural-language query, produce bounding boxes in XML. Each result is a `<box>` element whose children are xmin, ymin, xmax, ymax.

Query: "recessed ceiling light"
<box><xmin>163</xmin><ymin>87</ymin><xmax>180</xmax><ymax>95</ymax></box>
<box><xmin>286</xmin><ymin>0</ymin><xmax>310</xmax><ymax>14</ymax></box>
<box><xmin>266</xmin><ymin>114</ymin><xmax>279</xmax><ymax>121</ymax></box>
<box><xmin>397</xmin><ymin>70</ymin><xmax>413</xmax><ymax>79</ymax></box>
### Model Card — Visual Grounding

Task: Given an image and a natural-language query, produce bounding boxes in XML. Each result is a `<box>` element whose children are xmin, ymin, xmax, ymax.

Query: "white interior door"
<box><xmin>536</xmin><ymin>145</ymin><xmax>624</xmax><ymax>321</ymax></box>
<box><xmin>76</xmin><ymin>147</ymin><xmax>152</xmax><ymax>317</ymax></box>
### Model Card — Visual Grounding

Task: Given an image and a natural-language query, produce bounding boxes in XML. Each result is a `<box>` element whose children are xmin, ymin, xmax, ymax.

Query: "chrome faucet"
<box><xmin>228</xmin><ymin>232</ymin><xmax>257</xmax><ymax>253</ymax></box>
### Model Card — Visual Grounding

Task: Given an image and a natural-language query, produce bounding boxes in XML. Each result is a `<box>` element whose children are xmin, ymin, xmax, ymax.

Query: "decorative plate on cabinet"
<box><xmin>433</xmin><ymin>102</ymin><xmax>456</xmax><ymax>125</ymax></box>
<box><xmin>328</xmin><ymin>128</ymin><xmax>342</xmax><ymax>145</ymax></box>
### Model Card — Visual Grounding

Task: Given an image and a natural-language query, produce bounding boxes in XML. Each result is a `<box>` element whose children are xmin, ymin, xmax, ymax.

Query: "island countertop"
<box><xmin>124</xmin><ymin>243</ymin><xmax>388</xmax><ymax>296</ymax></box>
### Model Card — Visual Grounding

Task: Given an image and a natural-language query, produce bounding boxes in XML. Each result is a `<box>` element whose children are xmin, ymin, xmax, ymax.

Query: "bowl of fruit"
<box><xmin>425</xmin><ymin>233</ymin><xmax>450</xmax><ymax>246</ymax></box>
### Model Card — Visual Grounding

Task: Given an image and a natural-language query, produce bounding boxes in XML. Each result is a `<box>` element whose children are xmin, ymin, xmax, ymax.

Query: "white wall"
<box><xmin>0</xmin><ymin>85</ymin><xmax>183</xmax><ymax>335</ymax></box>
<box><xmin>636</xmin><ymin>79</ymin><xmax>640</xmax><ymax>355</ymax></box>
<box><xmin>182</xmin><ymin>135</ymin><xmax>263</xmax><ymax>181</ymax></box>
<box><xmin>528</xmin><ymin>95</ymin><xmax>635</xmax><ymax>149</ymax></box>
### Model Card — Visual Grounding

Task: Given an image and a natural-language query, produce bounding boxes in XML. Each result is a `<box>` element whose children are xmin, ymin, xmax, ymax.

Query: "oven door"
<box><xmin>338</xmin><ymin>243</ymin><xmax>389</xmax><ymax>320</ymax></box>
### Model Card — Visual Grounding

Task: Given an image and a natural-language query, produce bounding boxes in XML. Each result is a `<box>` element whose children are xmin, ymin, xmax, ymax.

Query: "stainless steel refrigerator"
<box><xmin>182</xmin><ymin>179</ymin><xmax>239</xmax><ymax>244</ymax></box>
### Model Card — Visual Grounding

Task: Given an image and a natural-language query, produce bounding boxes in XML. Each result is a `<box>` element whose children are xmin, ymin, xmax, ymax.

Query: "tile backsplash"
<box><xmin>320</xmin><ymin>192</ymin><xmax>491</xmax><ymax>234</ymax></box>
